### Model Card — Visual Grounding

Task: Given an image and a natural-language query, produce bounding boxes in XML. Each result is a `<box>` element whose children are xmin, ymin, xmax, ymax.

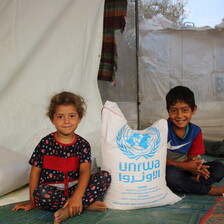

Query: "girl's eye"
<box><xmin>57</xmin><ymin>115</ymin><xmax>63</xmax><ymax>119</ymax></box>
<box><xmin>70</xmin><ymin>114</ymin><xmax>75</xmax><ymax>118</ymax></box>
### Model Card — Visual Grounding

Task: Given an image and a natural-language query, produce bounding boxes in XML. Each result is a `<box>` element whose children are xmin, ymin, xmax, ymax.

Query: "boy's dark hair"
<box><xmin>166</xmin><ymin>86</ymin><xmax>196</xmax><ymax>111</ymax></box>
<box><xmin>47</xmin><ymin>91</ymin><xmax>86</xmax><ymax>120</ymax></box>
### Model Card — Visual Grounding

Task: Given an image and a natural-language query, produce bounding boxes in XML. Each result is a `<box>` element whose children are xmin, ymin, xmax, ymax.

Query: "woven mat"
<box><xmin>0</xmin><ymin>194</ymin><xmax>219</xmax><ymax>224</ymax></box>
<box><xmin>200</xmin><ymin>196</ymin><xmax>224</xmax><ymax>224</ymax></box>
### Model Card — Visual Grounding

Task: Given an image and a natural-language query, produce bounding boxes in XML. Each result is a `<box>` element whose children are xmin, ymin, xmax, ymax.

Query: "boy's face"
<box><xmin>168</xmin><ymin>101</ymin><xmax>197</xmax><ymax>130</ymax></box>
<box><xmin>52</xmin><ymin>105</ymin><xmax>81</xmax><ymax>137</ymax></box>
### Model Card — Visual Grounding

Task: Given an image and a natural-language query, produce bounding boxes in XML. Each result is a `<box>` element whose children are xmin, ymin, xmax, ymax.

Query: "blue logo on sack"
<box><xmin>116</xmin><ymin>125</ymin><xmax>161</xmax><ymax>160</ymax></box>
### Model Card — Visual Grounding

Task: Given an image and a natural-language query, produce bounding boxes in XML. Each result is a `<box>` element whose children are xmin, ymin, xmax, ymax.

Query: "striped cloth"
<box><xmin>98</xmin><ymin>0</ymin><xmax>127</xmax><ymax>82</ymax></box>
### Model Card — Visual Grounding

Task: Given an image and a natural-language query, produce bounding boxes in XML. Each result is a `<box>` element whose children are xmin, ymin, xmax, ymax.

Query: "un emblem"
<box><xmin>116</xmin><ymin>125</ymin><xmax>161</xmax><ymax>160</ymax></box>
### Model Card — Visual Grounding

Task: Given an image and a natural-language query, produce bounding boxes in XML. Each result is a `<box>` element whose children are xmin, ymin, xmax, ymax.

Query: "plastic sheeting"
<box><xmin>0</xmin><ymin>0</ymin><xmax>104</xmax><ymax>164</ymax></box>
<box><xmin>99</xmin><ymin>15</ymin><xmax>224</xmax><ymax>141</ymax></box>
<box><xmin>139</xmin><ymin>25</ymin><xmax>224</xmax><ymax>141</ymax></box>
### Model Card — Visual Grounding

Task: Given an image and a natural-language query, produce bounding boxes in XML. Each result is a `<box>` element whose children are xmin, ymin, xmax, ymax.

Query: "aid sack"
<box><xmin>101</xmin><ymin>101</ymin><xmax>181</xmax><ymax>210</ymax></box>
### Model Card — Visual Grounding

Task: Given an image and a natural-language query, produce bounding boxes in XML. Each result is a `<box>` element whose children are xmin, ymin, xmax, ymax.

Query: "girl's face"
<box><xmin>52</xmin><ymin>105</ymin><xmax>81</xmax><ymax>138</ymax></box>
<box><xmin>168</xmin><ymin>101</ymin><xmax>197</xmax><ymax>131</ymax></box>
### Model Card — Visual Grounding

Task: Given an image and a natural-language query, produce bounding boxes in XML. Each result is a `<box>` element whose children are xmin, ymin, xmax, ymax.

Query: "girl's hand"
<box><xmin>62</xmin><ymin>162</ymin><xmax>90</xmax><ymax>217</ymax></box>
<box><xmin>12</xmin><ymin>201</ymin><xmax>35</xmax><ymax>211</ymax></box>
<box><xmin>63</xmin><ymin>196</ymin><xmax>83</xmax><ymax>217</ymax></box>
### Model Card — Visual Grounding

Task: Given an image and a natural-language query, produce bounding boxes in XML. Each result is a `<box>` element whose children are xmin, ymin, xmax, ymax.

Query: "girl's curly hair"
<box><xmin>47</xmin><ymin>91</ymin><xmax>87</xmax><ymax>120</ymax></box>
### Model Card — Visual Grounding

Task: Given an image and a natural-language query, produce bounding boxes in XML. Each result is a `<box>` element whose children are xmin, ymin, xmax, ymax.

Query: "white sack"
<box><xmin>101</xmin><ymin>101</ymin><xmax>181</xmax><ymax>210</ymax></box>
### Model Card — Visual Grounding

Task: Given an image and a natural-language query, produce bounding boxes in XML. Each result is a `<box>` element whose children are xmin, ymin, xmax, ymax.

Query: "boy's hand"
<box><xmin>63</xmin><ymin>196</ymin><xmax>83</xmax><ymax>217</ymax></box>
<box><xmin>189</xmin><ymin>157</ymin><xmax>210</xmax><ymax>180</ymax></box>
<box><xmin>195</xmin><ymin>163</ymin><xmax>210</xmax><ymax>180</ymax></box>
<box><xmin>183</xmin><ymin>159</ymin><xmax>202</xmax><ymax>173</ymax></box>
<box><xmin>12</xmin><ymin>201</ymin><xmax>35</xmax><ymax>211</ymax></box>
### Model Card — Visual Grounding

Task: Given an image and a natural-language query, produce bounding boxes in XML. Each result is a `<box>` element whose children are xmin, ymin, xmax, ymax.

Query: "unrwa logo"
<box><xmin>116</xmin><ymin>125</ymin><xmax>160</xmax><ymax>160</ymax></box>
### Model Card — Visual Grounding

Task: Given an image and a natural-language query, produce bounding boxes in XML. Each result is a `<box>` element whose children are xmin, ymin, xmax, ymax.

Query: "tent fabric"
<box><xmin>99</xmin><ymin>15</ymin><xmax>224</xmax><ymax>142</ymax></box>
<box><xmin>0</xmin><ymin>0</ymin><xmax>105</xmax><ymax>164</ymax></box>
<box><xmin>98</xmin><ymin>0</ymin><xmax>127</xmax><ymax>82</ymax></box>
<box><xmin>139</xmin><ymin>28</ymin><xmax>224</xmax><ymax>141</ymax></box>
<box><xmin>101</xmin><ymin>24</ymin><xmax>224</xmax><ymax>141</ymax></box>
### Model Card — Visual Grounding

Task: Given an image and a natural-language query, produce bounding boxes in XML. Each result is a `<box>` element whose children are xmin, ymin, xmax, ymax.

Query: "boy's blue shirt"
<box><xmin>167</xmin><ymin>120</ymin><xmax>205</xmax><ymax>162</ymax></box>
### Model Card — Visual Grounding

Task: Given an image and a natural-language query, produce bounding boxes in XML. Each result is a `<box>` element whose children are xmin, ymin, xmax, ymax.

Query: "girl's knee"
<box><xmin>92</xmin><ymin>170</ymin><xmax>111</xmax><ymax>187</ymax></box>
<box><xmin>99</xmin><ymin>170</ymin><xmax>111</xmax><ymax>185</ymax></box>
<box><xmin>33</xmin><ymin>186</ymin><xmax>46</xmax><ymax>208</ymax></box>
<box><xmin>33</xmin><ymin>185</ymin><xmax>46</xmax><ymax>198</ymax></box>
<box><xmin>33</xmin><ymin>185</ymin><xmax>63</xmax><ymax>211</ymax></box>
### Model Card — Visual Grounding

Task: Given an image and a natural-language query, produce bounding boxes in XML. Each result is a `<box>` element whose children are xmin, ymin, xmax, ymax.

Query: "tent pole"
<box><xmin>135</xmin><ymin>0</ymin><xmax>141</xmax><ymax>130</ymax></box>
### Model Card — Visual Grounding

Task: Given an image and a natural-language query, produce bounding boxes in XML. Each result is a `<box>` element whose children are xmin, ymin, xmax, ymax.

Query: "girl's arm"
<box><xmin>63</xmin><ymin>162</ymin><xmax>91</xmax><ymax>217</ymax></box>
<box><xmin>29</xmin><ymin>165</ymin><xmax>42</xmax><ymax>204</ymax></box>
<box><xmin>12</xmin><ymin>165</ymin><xmax>42</xmax><ymax>211</ymax></box>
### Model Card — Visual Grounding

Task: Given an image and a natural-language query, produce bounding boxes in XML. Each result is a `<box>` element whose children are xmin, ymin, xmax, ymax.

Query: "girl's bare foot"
<box><xmin>54</xmin><ymin>201</ymin><xmax>107</xmax><ymax>223</ymax></box>
<box><xmin>208</xmin><ymin>186</ymin><xmax>224</xmax><ymax>195</ymax></box>
<box><xmin>54</xmin><ymin>207</ymin><xmax>70</xmax><ymax>224</ymax></box>
<box><xmin>85</xmin><ymin>201</ymin><xmax>107</xmax><ymax>212</ymax></box>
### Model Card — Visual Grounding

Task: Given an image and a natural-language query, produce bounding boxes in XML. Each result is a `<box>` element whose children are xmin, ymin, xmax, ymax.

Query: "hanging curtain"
<box><xmin>98</xmin><ymin>0</ymin><xmax>127</xmax><ymax>82</ymax></box>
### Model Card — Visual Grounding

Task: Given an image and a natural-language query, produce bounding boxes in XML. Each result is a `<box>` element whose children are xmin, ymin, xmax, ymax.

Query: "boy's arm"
<box><xmin>167</xmin><ymin>158</ymin><xmax>210</xmax><ymax>179</ymax></box>
<box><xmin>12</xmin><ymin>165</ymin><xmax>42</xmax><ymax>211</ymax></box>
<box><xmin>63</xmin><ymin>162</ymin><xmax>91</xmax><ymax>217</ymax></box>
<box><xmin>167</xmin><ymin>158</ymin><xmax>200</xmax><ymax>172</ymax></box>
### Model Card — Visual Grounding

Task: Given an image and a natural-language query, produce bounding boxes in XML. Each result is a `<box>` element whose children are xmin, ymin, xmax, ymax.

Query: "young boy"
<box><xmin>165</xmin><ymin>86</ymin><xmax>224</xmax><ymax>195</ymax></box>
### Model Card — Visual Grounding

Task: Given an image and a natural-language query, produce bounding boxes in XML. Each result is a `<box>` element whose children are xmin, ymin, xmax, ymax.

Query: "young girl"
<box><xmin>12</xmin><ymin>91</ymin><xmax>111</xmax><ymax>224</ymax></box>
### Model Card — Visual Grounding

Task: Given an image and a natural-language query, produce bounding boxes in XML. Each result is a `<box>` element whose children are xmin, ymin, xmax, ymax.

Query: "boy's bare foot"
<box><xmin>208</xmin><ymin>186</ymin><xmax>224</xmax><ymax>195</ymax></box>
<box><xmin>85</xmin><ymin>201</ymin><xmax>107</xmax><ymax>212</ymax></box>
<box><xmin>54</xmin><ymin>207</ymin><xmax>70</xmax><ymax>224</ymax></box>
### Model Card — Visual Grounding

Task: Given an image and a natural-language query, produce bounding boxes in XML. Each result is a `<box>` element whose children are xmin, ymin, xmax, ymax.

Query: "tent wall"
<box><xmin>99</xmin><ymin>27</ymin><xmax>224</xmax><ymax>141</ymax></box>
<box><xmin>139</xmin><ymin>29</ymin><xmax>224</xmax><ymax>141</ymax></box>
<box><xmin>0</xmin><ymin>0</ymin><xmax>104</xmax><ymax>164</ymax></box>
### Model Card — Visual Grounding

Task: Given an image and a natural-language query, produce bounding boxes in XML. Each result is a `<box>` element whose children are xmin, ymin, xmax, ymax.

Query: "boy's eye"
<box><xmin>70</xmin><ymin>114</ymin><xmax>76</xmax><ymax>118</ymax></box>
<box><xmin>182</xmin><ymin>108</ymin><xmax>190</xmax><ymax>112</ymax></box>
<box><xmin>170</xmin><ymin>109</ymin><xmax>177</xmax><ymax>113</ymax></box>
<box><xmin>57</xmin><ymin>115</ymin><xmax>63</xmax><ymax>119</ymax></box>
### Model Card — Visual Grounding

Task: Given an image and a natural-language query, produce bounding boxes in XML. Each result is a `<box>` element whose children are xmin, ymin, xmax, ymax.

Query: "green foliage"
<box><xmin>127</xmin><ymin>0</ymin><xmax>188</xmax><ymax>29</ymax></box>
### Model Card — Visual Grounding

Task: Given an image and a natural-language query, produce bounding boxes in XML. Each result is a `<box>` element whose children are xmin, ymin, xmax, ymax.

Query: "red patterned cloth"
<box><xmin>98</xmin><ymin>0</ymin><xmax>127</xmax><ymax>82</ymax></box>
<box><xmin>200</xmin><ymin>196</ymin><xmax>224</xmax><ymax>223</ymax></box>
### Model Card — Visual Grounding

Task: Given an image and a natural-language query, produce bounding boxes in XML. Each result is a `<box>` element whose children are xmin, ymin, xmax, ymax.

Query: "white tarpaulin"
<box><xmin>0</xmin><ymin>0</ymin><xmax>104</xmax><ymax>164</ymax></box>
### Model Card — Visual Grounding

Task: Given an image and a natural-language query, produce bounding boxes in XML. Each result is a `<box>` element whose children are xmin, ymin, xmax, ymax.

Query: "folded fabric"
<box><xmin>0</xmin><ymin>146</ymin><xmax>30</xmax><ymax>196</ymax></box>
<box><xmin>204</xmin><ymin>140</ymin><xmax>224</xmax><ymax>157</ymax></box>
<box><xmin>98</xmin><ymin>0</ymin><xmax>127</xmax><ymax>82</ymax></box>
